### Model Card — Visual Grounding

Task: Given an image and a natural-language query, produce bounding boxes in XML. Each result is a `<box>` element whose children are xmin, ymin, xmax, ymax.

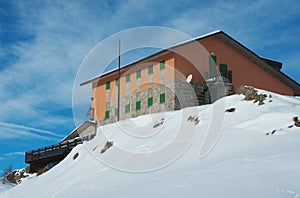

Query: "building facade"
<box><xmin>81</xmin><ymin>31</ymin><xmax>300</xmax><ymax>125</ymax></box>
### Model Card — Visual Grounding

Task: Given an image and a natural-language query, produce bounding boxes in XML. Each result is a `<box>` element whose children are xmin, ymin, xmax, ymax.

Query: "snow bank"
<box><xmin>2</xmin><ymin>89</ymin><xmax>300</xmax><ymax>198</ymax></box>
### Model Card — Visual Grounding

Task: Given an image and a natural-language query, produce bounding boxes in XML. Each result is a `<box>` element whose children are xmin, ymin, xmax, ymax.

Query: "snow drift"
<box><xmin>2</xmin><ymin>88</ymin><xmax>300</xmax><ymax>198</ymax></box>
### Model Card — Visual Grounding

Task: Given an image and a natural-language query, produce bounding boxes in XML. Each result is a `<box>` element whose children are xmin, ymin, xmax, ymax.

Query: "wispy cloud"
<box><xmin>0</xmin><ymin>122</ymin><xmax>63</xmax><ymax>138</ymax></box>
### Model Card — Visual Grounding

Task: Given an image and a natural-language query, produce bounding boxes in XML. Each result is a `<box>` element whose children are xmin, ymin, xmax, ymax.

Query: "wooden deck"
<box><xmin>25</xmin><ymin>139</ymin><xmax>82</xmax><ymax>172</ymax></box>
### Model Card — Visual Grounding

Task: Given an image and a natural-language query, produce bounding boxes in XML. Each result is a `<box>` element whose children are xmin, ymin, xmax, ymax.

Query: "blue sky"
<box><xmin>0</xmin><ymin>0</ymin><xmax>299</xmax><ymax>174</ymax></box>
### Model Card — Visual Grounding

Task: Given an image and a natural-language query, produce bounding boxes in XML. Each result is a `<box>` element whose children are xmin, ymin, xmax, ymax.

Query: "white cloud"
<box><xmin>0</xmin><ymin>122</ymin><xmax>63</xmax><ymax>138</ymax></box>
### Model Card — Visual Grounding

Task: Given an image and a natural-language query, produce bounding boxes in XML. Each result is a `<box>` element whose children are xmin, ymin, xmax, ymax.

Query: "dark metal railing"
<box><xmin>25</xmin><ymin>139</ymin><xmax>83</xmax><ymax>163</ymax></box>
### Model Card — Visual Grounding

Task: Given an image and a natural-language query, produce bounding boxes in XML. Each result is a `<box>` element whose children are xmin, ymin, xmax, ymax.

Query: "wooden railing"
<box><xmin>25</xmin><ymin>139</ymin><xmax>83</xmax><ymax>163</ymax></box>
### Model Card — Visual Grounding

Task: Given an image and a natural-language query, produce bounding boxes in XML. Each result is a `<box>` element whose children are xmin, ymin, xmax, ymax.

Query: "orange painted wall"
<box><xmin>140</xmin><ymin>65</ymin><xmax>148</xmax><ymax>90</ymax></box>
<box><xmin>200</xmin><ymin>37</ymin><xmax>294</xmax><ymax>95</ymax></box>
<box><xmin>130</xmin><ymin>72</ymin><xmax>137</xmax><ymax>94</ymax></box>
<box><xmin>92</xmin><ymin>83</ymin><xmax>106</xmax><ymax>121</ymax></box>
<box><xmin>92</xmin><ymin>55</ymin><xmax>175</xmax><ymax>121</ymax></box>
<box><xmin>172</xmin><ymin>41</ymin><xmax>209</xmax><ymax>83</ymax></box>
<box><xmin>165</xmin><ymin>58</ymin><xmax>175</xmax><ymax>83</ymax></box>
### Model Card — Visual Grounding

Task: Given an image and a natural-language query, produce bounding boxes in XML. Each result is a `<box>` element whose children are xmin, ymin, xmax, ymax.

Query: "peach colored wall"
<box><xmin>92</xmin><ymin>55</ymin><xmax>175</xmax><ymax>121</ymax></box>
<box><xmin>120</xmin><ymin>76</ymin><xmax>126</xmax><ymax>97</ymax></box>
<box><xmin>173</xmin><ymin>42</ymin><xmax>209</xmax><ymax>83</ymax></box>
<box><xmin>110</xmin><ymin>79</ymin><xmax>116</xmax><ymax>101</ymax></box>
<box><xmin>140</xmin><ymin>65</ymin><xmax>148</xmax><ymax>90</ymax></box>
<box><xmin>92</xmin><ymin>83</ymin><xmax>106</xmax><ymax>121</ymax></box>
<box><xmin>165</xmin><ymin>58</ymin><xmax>175</xmax><ymax>83</ymax></box>
<box><xmin>200</xmin><ymin>37</ymin><xmax>294</xmax><ymax>95</ymax></box>
<box><xmin>130</xmin><ymin>72</ymin><xmax>137</xmax><ymax>94</ymax></box>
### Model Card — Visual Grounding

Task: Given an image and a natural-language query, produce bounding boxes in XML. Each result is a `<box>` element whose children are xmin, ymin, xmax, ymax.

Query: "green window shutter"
<box><xmin>136</xmin><ymin>70</ymin><xmax>141</xmax><ymax>79</ymax></box>
<box><xmin>115</xmin><ymin>78</ymin><xmax>119</xmax><ymax>87</ymax></box>
<box><xmin>209</xmin><ymin>55</ymin><xmax>217</xmax><ymax>78</ymax></box>
<box><xmin>148</xmin><ymin>65</ymin><xmax>153</xmax><ymax>74</ymax></box>
<box><xmin>126</xmin><ymin>74</ymin><xmax>130</xmax><ymax>83</ymax></box>
<box><xmin>105</xmin><ymin>110</ymin><xmax>110</xmax><ymax>119</ymax></box>
<box><xmin>220</xmin><ymin>64</ymin><xmax>227</xmax><ymax>77</ymax></box>
<box><xmin>148</xmin><ymin>97</ymin><xmax>153</xmax><ymax>107</ymax></box>
<box><xmin>160</xmin><ymin>60</ymin><xmax>165</xmax><ymax>70</ymax></box>
<box><xmin>115</xmin><ymin>108</ymin><xmax>119</xmax><ymax>116</ymax></box>
<box><xmin>136</xmin><ymin>101</ymin><xmax>141</xmax><ymax>110</ymax></box>
<box><xmin>106</xmin><ymin>82</ymin><xmax>110</xmax><ymax>90</ymax></box>
<box><xmin>125</xmin><ymin>104</ymin><xmax>130</xmax><ymax>113</ymax></box>
<box><xmin>160</xmin><ymin>93</ymin><xmax>165</xmax><ymax>103</ymax></box>
<box><xmin>227</xmin><ymin>70</ymin><xmax>232</xmax><ymax>83</ymax></box>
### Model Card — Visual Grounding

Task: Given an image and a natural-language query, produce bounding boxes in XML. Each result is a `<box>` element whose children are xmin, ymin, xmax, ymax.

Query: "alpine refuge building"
<box><xmin>81</xmin><ymin>30</ymin><xmax>300</xmax><ymax>125</ymax></box>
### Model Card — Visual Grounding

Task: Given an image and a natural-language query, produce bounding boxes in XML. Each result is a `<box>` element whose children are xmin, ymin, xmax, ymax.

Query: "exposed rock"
<box><xmin>238</xmin><ymin>86</ymin><xmax>268</xmax><ymax>105</ymax></box>
<box><xmin>225</xmin><ymin>108</ymin><xmax>236</xmax><ymax>113</ymax></box>
<box><xmin>73</xmin><ymin>152</ymin><xmax>79</xmax><ymax>160</ymax></box>
<box><xmin>238</xmin><ymin>86</ymin><xmax>257</xmax><ymax>101</ymax></box>
<box><xmin>293</xmin><ymin>116</ymin><xmax>300</xmax><ymax>127</ymax></box>
<box><xmin>101</xmin><ymin>141</ymin><xmax>113</xmax><ymax>154</ymax></box>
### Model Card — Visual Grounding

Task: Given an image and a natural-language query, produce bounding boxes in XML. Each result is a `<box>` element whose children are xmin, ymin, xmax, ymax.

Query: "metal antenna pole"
<box><xmin>117</xmin><ymin>39</ymin><xmax>121</xmax><ymax>121</ymax></box>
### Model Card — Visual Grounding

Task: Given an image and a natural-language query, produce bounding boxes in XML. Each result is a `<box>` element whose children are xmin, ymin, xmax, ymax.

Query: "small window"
<box><xmin>126</xmin><ymin>74</ymin><xmax>130</xmax><ymax>83</ymax></box>
<box><xmin>160</xmin><ymin>93</ymin><xmax>165</xmax><ymax>103</ymax></box>
<box><xmin>220</xmin><ymin>64</ymin><xmax>227</xmax><ymax>77</ymax></box>
<box><xmin>105</xmin><ymin>110</ymin><xmax>110</xmax><ymax>119</ymax></box>
<box><xmin>227</xmin><ymin>71</ymin><xmax>232</xmax><ymax>83</ymax></box>
<box><xmin>160</xmin><ymin>60</ymin><xmax>165</xmax><ymax>70</ymax></box>
<box><xmin>115</xmin><ymin>78</ymin><xmax>119</xmax><ymax>87</ymax></box>
<box><xmin>148</xmin><ymin>97</ymin><xmax>153</xmax><ymax>107</ymax></box>
<box><xmin>148</xmin><ymin>65</ymin><xmax>153</xmax><ymax>75</ymax></box>
<box><xmin>115</xmin><ymin>108</ymin><xmax>119</xmax><ymax>116</ymax></box>
<box><xmin>125</xmin><ymin>104</ymin><xmax>130</xmax><ymax>113</ymax></box>
<box><xmin>136</xmin><ymin>70</ymin><xmax>141</xmax><ymax>79</ymax></box>
<box><xmin>136</xmin><ymin>101</ymin><xmax>141</xmax><ymax>110</ymax></box>
<box><xmin>106</xmin><ymin>82</ymin><xmax>110</xmax><ymax>90</ymax></box>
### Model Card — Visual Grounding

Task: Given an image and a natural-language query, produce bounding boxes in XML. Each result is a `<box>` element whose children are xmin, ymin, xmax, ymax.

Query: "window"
<box><xmin>148</xmin><ymin>65</ymin><xmax>153</xmax><ymax>74</ymax></box>
<box><xmin>105</xmin><ymin>110</ymin><xmax>110</xmax><ymax>119</ymax></box>
<box><xmin>220</xmin><ymin>64</ymin><xmax>228</xmax><ymax>77</ymax></box>
<box><xmin>160</xmin><ymin>93</ymin><xmax>165</xmax><ymax>103</ymax></box>
<box><xmin>148</xmin><ymin>97</ymin><xmax>153</xmax><ymax>107</ymax></box>
<box><xmin>136</xmin><ymin>70</ymin><xmax>141</xmax><ymax>79</ymax></box>
<box><xmin>160</xmin><ymin>60</ymin><xmax>165</xmax><ymax>70</ymax></box>
<box><xmin>136</xmin><ymin>101</ymin><xmax>141</xmax><ymax>110</ymax></box>
<box><xmin>106</xmin><ymin>82</ymin><xmax>110</xmax><ymax>90</ymax></box>
<box><xmin>126</xmin><ymin>74</ymin><xmax>130</xmax><ymax>83</ymax></box>
<box><xmin>125</xmin><ymin>104</ymin><xmax>130</xmax><ymax>113</ymax></box>
<box><xmin>115</xmin><ymin>108</ymin><xmax>119</xmax><ymax>116</ymax></box>
<box><xmin>115</xmin><ymin>78</ymin><xmax>119</xmax><ymax>86</ymax></box>
<box><xmin>227</xmin><ymin>71</ymin><xmax>232</xmax><ymax>83</ymax></box>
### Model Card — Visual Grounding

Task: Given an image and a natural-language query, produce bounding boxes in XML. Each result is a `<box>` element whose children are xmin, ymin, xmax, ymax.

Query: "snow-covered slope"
<box><xmin>2</xmin><ymin>89</ymin><xmax>300</xmax><ymax>198</ymax></box>
<box><xmin>0</xmin><ymin>181</ymin><xmax>15</xmax><ymax>194</ymax></box>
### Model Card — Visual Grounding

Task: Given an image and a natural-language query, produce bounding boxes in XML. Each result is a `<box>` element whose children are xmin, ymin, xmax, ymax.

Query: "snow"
<box><xmin>2</xmin><ymin>88</ymin><xmax>300</xmax><ymax>197</ymax></box>
<box><xmin>0</xmin><ymin>181</ymin><xmax>15</xmax><ymax>194</ymax></box>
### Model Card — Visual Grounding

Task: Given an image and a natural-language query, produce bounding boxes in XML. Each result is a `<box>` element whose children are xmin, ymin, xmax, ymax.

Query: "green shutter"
<box><xmin>220</xmin><ymin>64</ymin><xmax>227</xmax><ymax>77</ymax></box>
<box><xmin>106</xmin><ymin>82</ymin><xmax>110</xmax><ymax>90</ymax></box>
<box><xmin>160</xmin><ymin>93</ymin><xmax>165</xmax><ymax>103</ymax></box>
<box><xmin>160</xmin><ymin>60</ymin><xmax>165</xmax><ymax>70</ymax></box>
<box><xmin>125</xmin><ymin>104</ymin><xmax>130</xmax><ymax>113</ymax></box>
<box><xmin>136</xmin><ymin>70</ymin><xmax>141</xmax><ymax>79</ymax></box>
<box><xmin>115</xmin><ymin>78</ymin><xmax>119</xmax><ymax>87</ymax></box>
<box><xmin>105</xmin><ymin>110</ymin><xmax>110</xmax><ymax>119</ymax></box>
<box><xmin>148</xmin><ymin>65</ymin><xmax>153</xmax><ymax>74</ymax></box>
<box><xmin>136</xmin><ymin>101</ymin><xmax>141</xmax><ymax>110</ymax></box>
<box><xmin>115</xmin><ymin>108</ymin><xmax>119</xmax><ymax>116</ymax></box>
<box><xmin>126</xmin><ymin>74</ymin><xmax>130</xmax><ymax>83</ymax></box>
<box><xmin>148</xmin><ymin>97</ymin><xmax>153</xmax><ymax>107</ymax></box>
